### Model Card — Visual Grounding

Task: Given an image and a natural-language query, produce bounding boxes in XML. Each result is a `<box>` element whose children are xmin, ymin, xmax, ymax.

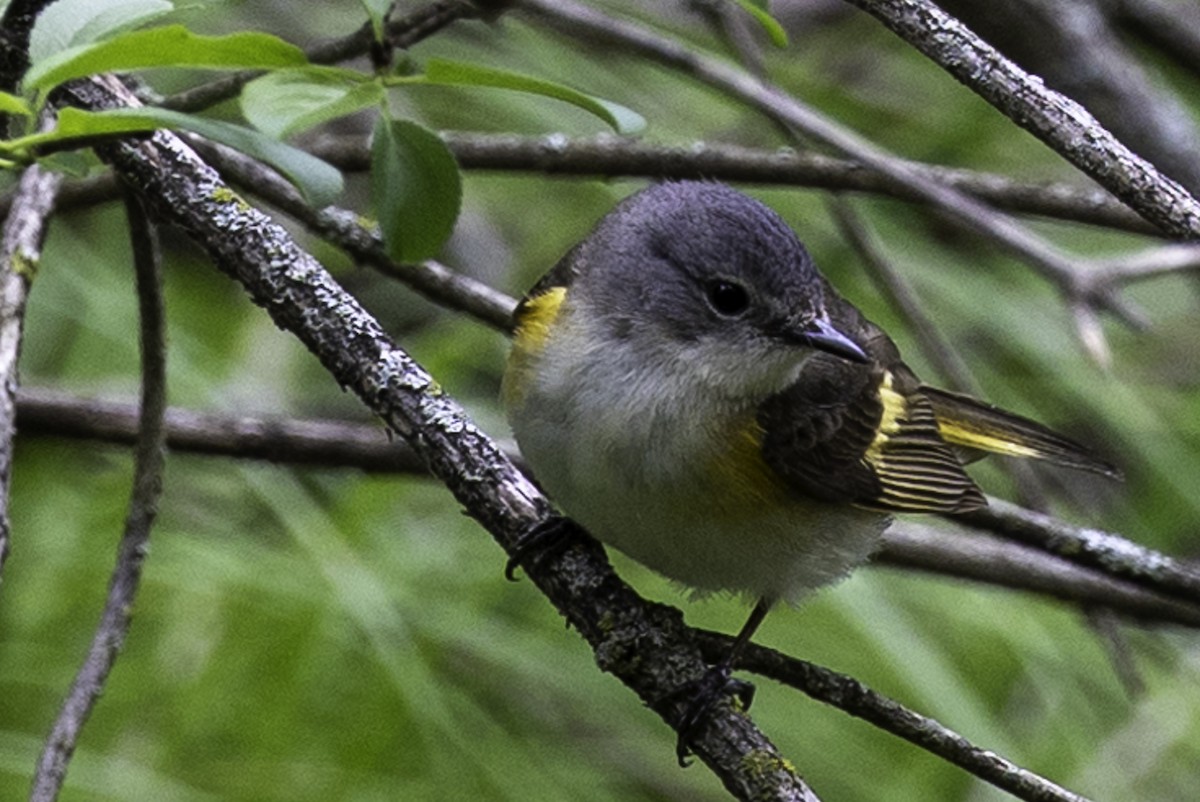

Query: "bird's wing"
<box><xmin>758</xmin><ymin>354</ymin><xmax>987</xmax><ymax>514</ymax></box>
<box><xmin>760</xmin><ymin>286</ymin><xmax>987</xmax><ymax>514</ymax></box>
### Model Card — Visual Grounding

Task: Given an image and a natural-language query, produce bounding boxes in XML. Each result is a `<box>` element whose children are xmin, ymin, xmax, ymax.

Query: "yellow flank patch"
<box><xmin>935</xmin><ymin>421</ymin><xmax>1041</xmax><ymax>458</ymax></box>
<box><xmin>503</xmin><ymin>286</ymin><xmax>567</xmax><ymax>409</ymax></box>
<box><xmin>864</xmin><ymin>371</ymin><xmax>905</xmax><ymax>466</ymax></box>
<box><xmin>708</xmin><ymin>417</ymin><xmax>789</xmax><ymax>512</ymax></box>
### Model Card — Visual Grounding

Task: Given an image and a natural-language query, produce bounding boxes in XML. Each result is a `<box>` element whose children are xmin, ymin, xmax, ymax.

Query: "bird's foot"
<box><xmin>505</xmin><ymin>515</ymin><xmax>585</xmax><ymax>581</ymax></box>
<box><xmin>662</xmin><ymin>663</ymin><xmax>756</xmax><ymax>766</ymax></box>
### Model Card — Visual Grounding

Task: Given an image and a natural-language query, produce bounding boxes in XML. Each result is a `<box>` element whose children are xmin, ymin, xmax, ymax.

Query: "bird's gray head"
<box><xmin>573</xmin><ymin>181</ymin><xmax>865</xmax><ymax>397</ymax></box>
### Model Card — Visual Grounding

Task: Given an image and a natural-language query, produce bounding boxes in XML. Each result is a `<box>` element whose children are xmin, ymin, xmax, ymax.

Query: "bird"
<box><xmin>501</xmin><ymin>180</ymin><xmax>1117</xmax><ymax>760</ymax></box>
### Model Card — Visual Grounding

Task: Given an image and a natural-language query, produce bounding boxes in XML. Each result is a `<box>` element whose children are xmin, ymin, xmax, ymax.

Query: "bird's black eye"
<box><xmin>705</xmin><ymin>280</ymin><xmax>750</xmax><ymax>317</ymax></box>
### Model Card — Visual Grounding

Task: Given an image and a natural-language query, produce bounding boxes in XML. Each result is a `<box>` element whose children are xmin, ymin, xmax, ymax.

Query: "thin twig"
<box><xmin>842</xmin><ymin>0</ymin><xmax>1200</xmax><ymax>238</ymax></box>
<box><xmin>1083</xmin><ymin>606</ymin><xmax>1145</xmax><ymax>698</ymax></box>
<box><xmin>16</xmin><ymin>386</ymin><xmax>444</xmax><ymax>473</ymax></box>
<box><xmin>13</xmin><ymin>135</ymin><xmax>1161</xmax><ymax>235</ymax></box>
<box><xmin>694</xmin><ymin>632</ymin><xmax>1093</xmax><ymax>802</ymax></box>
<box><xmin>880</xmin><ymin>522</ymin><xmax>1200</xmax><ymax>628</ymax></box>
<box><xmin>827</xmin><ymin>197</ymin><xmax>977</xmax><ymax>394</ymax></box>
<box><xmin>0</xmin><ymin>164</ymin><xmax>58</xmax><ymax>581</ymax></box>
<box><xmin>402</xmin><ymin>134</ymin><xmax>1163</xmax><ymax>235</ymax></box>
<box><xmin>962</xmin><ymin>498</ymin><xmax>1200</xmax><ymax>606</ymax></box>
<box><xmin>1087</xmin><ymin>243</ymin><xmax>1200</xmax><ymax>285</ymax></box>
<box><xmin>30</xmin><ymin>190</ymin><xmax>167</xmax><ymax>802</ymax></box>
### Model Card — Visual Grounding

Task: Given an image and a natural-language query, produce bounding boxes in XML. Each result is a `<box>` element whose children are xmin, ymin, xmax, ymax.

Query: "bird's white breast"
<box><xmin>506</xmin><ymin>306</ymin><xmax>889</xmax><ymax>602</ymax></box>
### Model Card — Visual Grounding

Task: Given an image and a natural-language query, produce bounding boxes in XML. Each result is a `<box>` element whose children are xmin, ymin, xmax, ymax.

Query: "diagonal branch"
<box><xmin>842</xmin><ymin>0</ymin><xmax>1200</xmax><ymax>238</ymax></box>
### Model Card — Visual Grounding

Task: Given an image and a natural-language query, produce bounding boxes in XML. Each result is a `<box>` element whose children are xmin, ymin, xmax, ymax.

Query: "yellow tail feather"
<box><xmin>922</xmin><ymin>386</ymin><xmax>1121</xmax><ymax>479</ymax></box>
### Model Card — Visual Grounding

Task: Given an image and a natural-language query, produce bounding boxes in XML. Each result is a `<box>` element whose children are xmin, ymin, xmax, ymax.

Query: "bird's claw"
<box><xmin>663</xmin><ymin>664</ymin><xmax>756</xmax><ymax>766</ymax></box>
<box><xmin>505</xmin><ymin>515</ymin><xmax>583</xmax><ymax>581</ymax></box>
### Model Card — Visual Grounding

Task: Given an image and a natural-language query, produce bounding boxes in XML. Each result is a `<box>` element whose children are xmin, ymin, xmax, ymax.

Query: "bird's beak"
<box><xmin>797</xmin><ymin>317</ymin><xmax>868</xmax><ymax>363</ymax></box>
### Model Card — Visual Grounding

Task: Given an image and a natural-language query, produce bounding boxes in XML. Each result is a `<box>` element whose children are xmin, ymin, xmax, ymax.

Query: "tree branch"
<box><xmin>16</xmin><ymin>387</ymin><xmax>437</xmax><ymax>473</ymax></box>
<box><xmin>30</xmin><ymin>189</ymin><xmax>167</xmax><ymax>802</ymax></box>
<box><xmin>881</xmin><ymin>522</ymin><xmax>1200</xmax><ymax>628</ymax></box>
<box><xmin>12</xmin><ymin>134</ymin><xmax>1162</xmax><ymax>235</ymax></box>
<box><xmin>842</xmin><ymin>0</ymin><xmax>1200</xmax><ymax>238</ymax></box>
<box><xmin>937</xmin><ymin>0</ymin><xmax>1200</xmax><ymax>196</ymax></box>
<box><xmin>342</xmin><ymin>133</ymin><xmax>1163</xmax><ymax>235</ymax></box>
<box><xmin>962</xmin><ymin>499</ymin><xmax>1200</xmax><ymax>606</ymax></box>
<box><xmin>695</xmin><ymin>631</ymin><xmax>1091</xmax><ymax>802</ymax></box>
<box><xmin>0</xmin><ymin>164</ymin><xmax>58</xmax><ymax>582</ymax></box>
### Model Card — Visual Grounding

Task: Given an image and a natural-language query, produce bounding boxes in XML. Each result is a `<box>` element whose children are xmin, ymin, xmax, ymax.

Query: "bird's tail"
<box><xmin>921</xmin><ymin>386</ymin><xmax>1122</xmax><ymax>479</ymax></box>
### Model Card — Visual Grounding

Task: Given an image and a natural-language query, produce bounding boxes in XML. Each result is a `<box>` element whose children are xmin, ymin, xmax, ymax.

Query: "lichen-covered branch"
<box><xmin>963</xmin><ymin>499</ymin><xmax>1200</xmax><ymax>606</ymax></box>
<box><xmin>695</xmin><ymin>631</ymin><xmax>1092</xmax><ymax>802</ymax></box>
<box><xmin>0</xmin><ymin>164</ymin><xmax>58</xmax><ymax>581</ymax></box>
<box><xmin>843</xmin><ymin>0</ymin><xmax>1200</xmax><ymax>238</ymax></box>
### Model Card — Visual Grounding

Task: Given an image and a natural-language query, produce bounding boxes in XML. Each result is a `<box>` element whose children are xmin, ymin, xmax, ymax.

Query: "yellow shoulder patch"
<box><xmin>503</xmin><ymin>286</ymin><xmax>567</xmax><ymax>410</ymax></box>
<box><xmin>513</xmin><ymin>286</ymin><xmax>567</xmax><ymax>357</ymax></box>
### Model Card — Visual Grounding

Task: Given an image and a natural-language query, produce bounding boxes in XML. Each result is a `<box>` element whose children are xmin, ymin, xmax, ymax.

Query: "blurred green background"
<box><xmin>1</xmin><ymin>1</ymin><xmax>1198</xmax><ymax>800</ymax></box>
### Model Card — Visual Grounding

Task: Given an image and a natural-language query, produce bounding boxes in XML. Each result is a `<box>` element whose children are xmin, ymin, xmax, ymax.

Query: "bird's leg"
<box><xmin>504</xmin><ymin>515</ymin><xmax>588</xmax><ymax>581</ymax></box>
<box><xmin>670</xmin><ymin>597</ymin><xmax>774</xmax><ymax>766</ymax></box>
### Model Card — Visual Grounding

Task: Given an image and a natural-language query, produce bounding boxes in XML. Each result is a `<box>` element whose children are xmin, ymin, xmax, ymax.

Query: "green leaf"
<box><xmin>23</xmin><ymin>107</ymin><xmax>343</xmax><ymax>206</ymax></box>
<box><xmin>731</xmin><ymin>0</ymin><xmax>789</xmax><ymax>48</ymax></box>
<box><xmin>29</xmin><ymin>0</ymin><xmax>174</xmax><ymax>64</ymax></box>
<box><xmin>371</xmin><ymin>117</ymin><xmax>462</xmax><ymax>263</ymax></box>
<box><xmin>0</xmin><ymin>91</ymin><xmax>31</xmax><ymax>116</ymax></box>
<box><xmin>242</xmin><ymin>68</ymin><xmax>383</xmax><ymax>139</ymax></box>
<box><xmin>421</xmin><ymin>58</ymin><xmax>645</xmax><ymax>135</ymax></box>
<box><xmin>24</xmin><ymin>25</ymin><xmax>308</xmax><ymax>93</ymax></box>
<box><xmin>358</xmin><ymin>0</ymin><xmax>393</xmax><ymax>41</ymax></box>
<box><xmin>37</xmin><ymin>149</ymin><xmax>98</xmax><ymax>178</ymax></box>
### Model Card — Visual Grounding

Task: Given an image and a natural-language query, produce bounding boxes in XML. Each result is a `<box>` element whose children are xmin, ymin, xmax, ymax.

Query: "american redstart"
<box><xmin>502</xmin><ymin>181</ymin><xmax>1117</xmax><ymax>757</ymax></box>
